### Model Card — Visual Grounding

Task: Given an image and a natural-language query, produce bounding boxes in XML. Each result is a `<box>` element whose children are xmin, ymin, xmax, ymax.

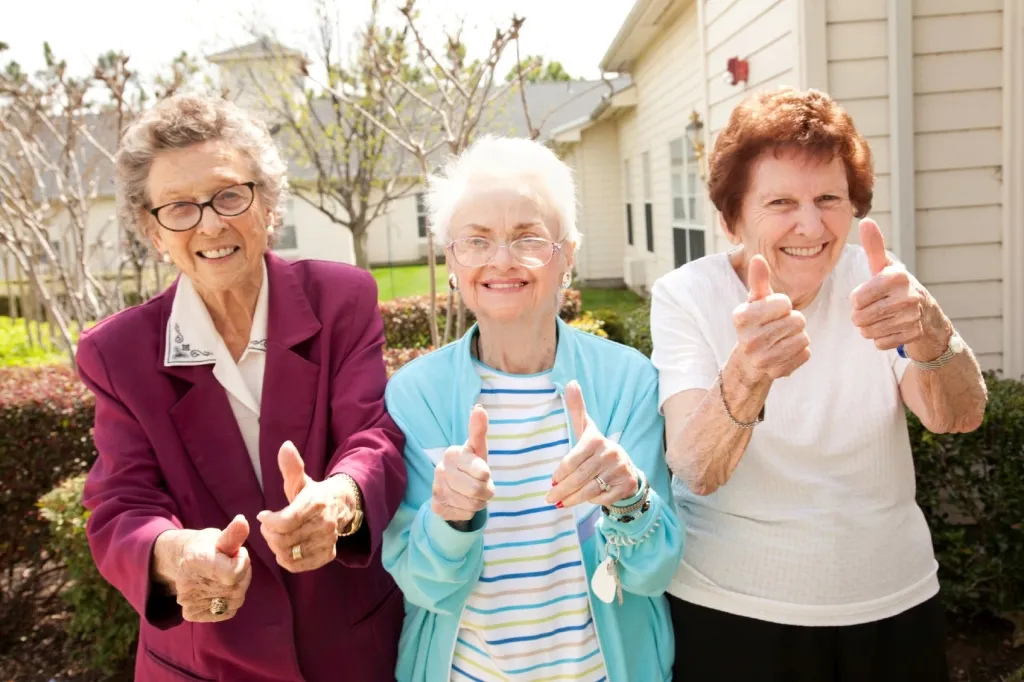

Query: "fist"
<box><xmin>431</xmin><ymin>405</ymin><xmax>495</xmax><ymax>522</ymax></box>
<box><xmin>732</xmin><ymin>254</ymin><xmax>811</xmax><ymax>381</ymax></box>
<box><xmin>173</xmin><ymin>515</ymin><xmax>252</xmax><ymax>623</ymax></box>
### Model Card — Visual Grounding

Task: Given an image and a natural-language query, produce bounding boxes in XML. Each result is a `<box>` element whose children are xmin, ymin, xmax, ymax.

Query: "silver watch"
<box><xmin>897</xmin><ymin>330</ymin><xmax>966</xmax><ymax>370</ymax></box>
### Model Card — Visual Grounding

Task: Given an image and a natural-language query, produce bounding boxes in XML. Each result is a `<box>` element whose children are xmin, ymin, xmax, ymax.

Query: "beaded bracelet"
<box><xmin>717</xmin><ymin>368</ymin><xmax>764</xmax><ymax>429</ymax></box>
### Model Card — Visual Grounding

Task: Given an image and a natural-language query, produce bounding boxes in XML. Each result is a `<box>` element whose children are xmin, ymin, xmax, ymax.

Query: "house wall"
<box><xmin>617</xmin><ymin>0</ymin><xmax>705</xmax><ymax>290</ymax></box>
<box><xmin>703</xmin><ymin>0</ymin><xmax>802</xmax><ymax>254</ymax></box>
<box><xmin>272</xmin><ymin>194</ymin><xmax>355</xmax><ymax>265</ymax></box>
<box><xmin>364</xmin><ymin>190</ymin><xmax>426</xmax><ymax>267</ymax></box>
<box><xmin>910</xmin><ymin>0</ymin><xmax>1005</xmax><ymax>372</ymax></box>
<box><xmin>573</xmin><ymin>121</ymin><xmax>626</xmax><ymax>283</ymax></box>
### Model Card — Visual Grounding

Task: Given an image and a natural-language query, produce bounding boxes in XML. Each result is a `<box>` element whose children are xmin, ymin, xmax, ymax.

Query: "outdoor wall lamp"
<box><xmin>685</xmin><ymin>110</ymin><xmax>708</xmax><ymax>184</ymax></box>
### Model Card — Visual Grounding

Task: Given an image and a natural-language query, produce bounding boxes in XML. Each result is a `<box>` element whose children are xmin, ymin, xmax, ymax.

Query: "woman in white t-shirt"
<box><xmin>651</xmin><ymin>87</ymin><xmax>988</xmax><ymax>682</ymax></box>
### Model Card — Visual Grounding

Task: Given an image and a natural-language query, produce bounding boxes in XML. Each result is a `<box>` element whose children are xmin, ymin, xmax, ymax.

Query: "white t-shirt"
<box><xmin>164</xmin><ymin>263</ymin><xmax>270</xmax><ymax>487</ymax></box>
<box><xmin>650</xmin><ymin>245</ymin><xmax>939</xmax><ymax>627</ymax></box>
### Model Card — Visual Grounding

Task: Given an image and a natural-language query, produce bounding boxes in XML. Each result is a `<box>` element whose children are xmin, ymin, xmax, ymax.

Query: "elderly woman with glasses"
<box><xmin>76</xmin><ymin>94</ymin><xmax>407</xmax><ymax>682</ymax></box>
<box><xmin>381</xmin><ymin>136</ymin><xmax>684</xmax><ymax>682</ymax></box>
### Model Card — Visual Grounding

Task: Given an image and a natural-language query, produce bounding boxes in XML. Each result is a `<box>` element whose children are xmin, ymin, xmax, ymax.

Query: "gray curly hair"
<box><xmin>115</xmin><ymin>94</ymin><xmax>289</xmax><ymax>240</ymax></box>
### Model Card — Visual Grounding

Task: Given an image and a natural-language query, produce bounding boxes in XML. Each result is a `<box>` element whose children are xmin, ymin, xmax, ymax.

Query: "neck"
<box><xmin>474</xmin><ymin>315</ymin><xmax>558</xmax><ymax>375</ymax></box>
<box><xmin>193</xmin><ymin>271</ymin><xmax>262</xmax><ymax>358</ymax></box>
<box><xmin>731</xmin><ymin>250</ymin><xmax>820</xmax><ymax>311</ymax></box>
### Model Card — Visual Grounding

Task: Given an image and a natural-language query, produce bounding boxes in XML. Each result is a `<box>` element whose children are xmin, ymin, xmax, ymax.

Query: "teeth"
<box><xmin>782</xmin><ymin>245</ymin><xmax>824</xmax><ymax>257</ymax></box>
<box><xmin>201</xmin><ymin>247</ymin><xmax>237</xmax><ymax>259</ymax></box>
<box><xmin>486</xmin><ymin>283</ymin><xmax>526</xmax><ymax>289</ymax></box>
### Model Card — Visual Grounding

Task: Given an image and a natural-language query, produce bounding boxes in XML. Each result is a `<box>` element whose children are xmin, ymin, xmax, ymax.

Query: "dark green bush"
<box><xmin>381</xmin><ymin>289</ymin><xmax>582</xmax><ymax>348</ymax></box>
<box><xmin>911</xmin><ymin>371</ymin><xmax>1024</xmax><ymax>618</ymax></box>
<box><xmin>38</xmin><ymin>475</ymin><xmax>138</xmax><ymax>674</ymax></box>
<box><xmin>591</xmin><ymin>308</ymin><xmax>626</xmax><ymax>344</ymax></box>
<box><xmin>622</xmin><ymin>297</ymin><xmax>652</xmax><ymax>357</ymax></box>
<box><xmin>0</xmin><ymin>365</ymin><xmax>96</xmax><ymax>646</ymax></box>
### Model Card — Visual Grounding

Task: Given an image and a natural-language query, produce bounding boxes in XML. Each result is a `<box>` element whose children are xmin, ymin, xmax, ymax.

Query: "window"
<box><xmin>275</xmin><ymin>198</ymin><xmax>298</xmax><ymax>250</ymax></box>
<box><xmin>416</xmin><ymin>193</ymin><xmax>428</xmax><ymax>239</ymax></box>
<box><xmin>623</xmin><ymin>159</ymin><xmax>634</xmax><ymax>246</ymax></box>
<box><xmin>669</xmin><ymin>136</ymin><xmax>705</xmax><ymax>267</ymax></box>
<box><xmin>642</xmin><ymin>151</ymin><xmax>653</xmax><ymax>252</ymax></box>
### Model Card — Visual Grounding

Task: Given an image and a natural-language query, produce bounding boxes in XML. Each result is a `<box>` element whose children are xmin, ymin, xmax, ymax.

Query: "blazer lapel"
<box><xmin>257</xmin><ymin>253</ymin><xmax>322</xmax><ymax>514</ymax></box>
<box><xmin>158</xmin><ymin>284</ymin><xmax>283</xmax><ymax>580</ymax></box>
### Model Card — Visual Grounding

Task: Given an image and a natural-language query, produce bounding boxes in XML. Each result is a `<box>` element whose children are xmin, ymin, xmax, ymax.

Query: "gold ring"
<box><xmin>595</xmin><ymin>475</ymin><xmax>611</xmax><ymax>493</ymax></box>
<box><xmin>291</xmin><ymin>544</ymin><xmax>303</xmax><ymax>562</ymax></box>
<box><xmin>209</xmin><ymin>597</ymin><xmax>228</xmax><ymax>616</ymax></box>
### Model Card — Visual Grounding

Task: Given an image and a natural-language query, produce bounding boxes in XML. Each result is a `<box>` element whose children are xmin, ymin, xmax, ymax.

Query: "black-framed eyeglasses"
<box><xmin>149</xmin><ymin>182</ymin><xmax>257</xmax><ymax>232</ymax></box>
<box><xmin>447</xmin><ymin>236</ymin><xmax>564</xmax><ymax>268</ymax></box>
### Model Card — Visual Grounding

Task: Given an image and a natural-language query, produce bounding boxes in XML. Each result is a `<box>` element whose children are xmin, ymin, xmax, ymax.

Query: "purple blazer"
<box><xmin>78</xmin><ymin>253</ymin><xmax>407</xmax><ymax>682</ymax></box>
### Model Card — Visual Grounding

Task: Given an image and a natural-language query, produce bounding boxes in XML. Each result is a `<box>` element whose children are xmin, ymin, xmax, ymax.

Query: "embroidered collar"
<box><xmin>165</xmin><ymin>261</ymin><xmax>270</xmax><ymax>367</ymax></box>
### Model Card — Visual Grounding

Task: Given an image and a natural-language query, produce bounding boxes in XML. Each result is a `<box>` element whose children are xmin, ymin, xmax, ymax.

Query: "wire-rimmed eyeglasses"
<box><xmin>447</xmin><ymin>236</ymin><xmax>564</xmax><ymax>268</ymax></box>
<box><xmin>149</xmin><ymin>182</ymin><xmax>257</xmax><ymax>232</ymax></box>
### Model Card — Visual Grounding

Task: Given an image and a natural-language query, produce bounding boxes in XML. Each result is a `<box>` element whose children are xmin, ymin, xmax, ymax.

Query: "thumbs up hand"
<box><xmin>431</xmin><ymin>405</ymin><xmax>495</xmax><ymax>524</ymax></box>
<box><xmin>731</xmin><ymin>254</ymin><xmax>811</xmax><ymax>382</ymax></box>
<box><xmin>165</xmin><ymin>514</ymin><xmax>253</xmax><ymax>622</ymax></box>
<box><xmin>257</xmin><ymin>441</ymin><xmax>363</xmax><ymax>573</ymax></box>
<box><xmin>850</xmin><ymin>219</ymin><xmax>947</xmax><ymax>356</ymax></box>
<box><xmin>546</xmin><ymin>381</ymin><xmax>639</xmax><ymax>509</ymax></box>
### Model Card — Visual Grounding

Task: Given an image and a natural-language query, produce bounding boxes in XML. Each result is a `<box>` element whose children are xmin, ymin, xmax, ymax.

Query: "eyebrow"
<box><xmin>463</xmin><ymin>221</ymin><xmax>545</xmax><ymax>233</ymax></box>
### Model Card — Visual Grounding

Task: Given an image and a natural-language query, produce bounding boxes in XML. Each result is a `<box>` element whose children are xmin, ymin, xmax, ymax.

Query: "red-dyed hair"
<box><xmin>708</xmin><ymin>87</ymin><xmax>874</xmax><ymax>232</ymax></box>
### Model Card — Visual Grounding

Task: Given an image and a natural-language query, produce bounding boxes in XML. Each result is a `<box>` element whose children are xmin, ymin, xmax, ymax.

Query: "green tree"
<box><xmin>504</xmin><ymin>55</ymin><xmax>573</xmax><ymax>83</ymax></box>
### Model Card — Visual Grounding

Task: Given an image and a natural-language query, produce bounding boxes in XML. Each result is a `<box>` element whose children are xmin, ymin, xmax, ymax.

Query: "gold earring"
<box><xmin>448</xmin><ymin>273</ymin><xmax>458</xmax><ymax>291</ymax></box>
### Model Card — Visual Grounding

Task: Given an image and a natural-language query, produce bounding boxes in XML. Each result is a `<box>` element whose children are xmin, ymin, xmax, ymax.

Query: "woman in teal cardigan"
<box><xmin>382</xmin><ymin>135</ymin><xmax>683</xmax><ymax>682</ymax></box>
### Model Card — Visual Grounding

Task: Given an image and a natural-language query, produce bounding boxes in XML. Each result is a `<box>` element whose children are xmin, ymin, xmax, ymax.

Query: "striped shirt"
<box><xmin>450</xmin><ymin>360</ymin><xmax>607</xmax><ymax>682</ymax></box>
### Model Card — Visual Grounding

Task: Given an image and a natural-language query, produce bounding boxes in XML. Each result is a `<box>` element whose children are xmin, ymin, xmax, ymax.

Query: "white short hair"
<box><xmin>425</xmin><ymin>135</ymin><xmax>580</xmax><ymax>248</ymax></box>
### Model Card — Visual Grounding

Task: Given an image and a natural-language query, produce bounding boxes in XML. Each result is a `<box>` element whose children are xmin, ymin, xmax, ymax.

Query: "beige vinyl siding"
<box><xmin>825</xmin><ymin>0</ymin><xmax>893</xmax><ymax>245</ymax></box>
<box><xmin>705</xmin><ymin>0</ymin><xmax>800</xmax><ymax>254</ymax></box>
<box><xmin>616</xmin><ymin>0</ymin><xmax>704</xmax><ymax>288</ymax></box>
<box><xmin>912</xmin><ymin>0</ymin><xmax>1004</xmax><ymax>371</ymax></box>
<box><xmin>573</xmin><ymin>122</ymin><xmax>626</xmax><ymax>282</ymax></box>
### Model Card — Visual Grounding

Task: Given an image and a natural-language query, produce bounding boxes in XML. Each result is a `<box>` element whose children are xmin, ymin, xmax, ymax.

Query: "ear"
<box><xmin>150</xmin><ymin>232</ymin><xmax>165</xmax><ymax>254</ymax></box>
<box><xmin>720</xmin><ymin>213</ymin><xmax>742</xmax><ymax>246</ymax></box>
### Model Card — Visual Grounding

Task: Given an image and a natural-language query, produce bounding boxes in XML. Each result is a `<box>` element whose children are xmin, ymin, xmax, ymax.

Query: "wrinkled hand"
<box><xmin>257</xmin><ymin>442</ymin><xmax>358</xmax><ymax>573</ymax></box>
<box><xmin>851</xmin><ymin>219</ymin><xmax>949</xmax><ymax>357</ymax></box>
<box><xmin>432</xmin><ymin>405</ymin><xmax>494</xmax><ymax>522</ymax></box>
<box><xmin>732</xmin><ymin>254</ymin><xmax>811</xmax><ymax>381</ymax></box>
<box><xmin>546</xmin><ymin>381</ymin><xmax>639</xmax><ymax>508</ymax></box>
<box><xmin>172</xmin><ymin>515</ymin><xmax>252</xmax><ymax>623</ymax></box>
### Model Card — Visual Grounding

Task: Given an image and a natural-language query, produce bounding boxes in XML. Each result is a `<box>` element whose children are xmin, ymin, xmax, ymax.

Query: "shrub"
<box><xmin>384</xmin><ymin>346</ymin><xmax>434</xmax><ymax>377</ymax></box>
<box><xmin>381</xmin><ymin>289</ymin><xmax>582</xmax><ymax>348</ymax></box>
<box><xmin>590</xmin><ymin>308</ymin><xmax>626</xmax><ymax>344</ymax></box>
<box><xmin>0</xmin><ymin>365</ymin><xmax>96</xmax><ymax>644</ymax></box>
<box><xmin>38</xmin><ymin>475</ymin><xmax>138</xmax><ymax>674</ymax></box>
<box><xmin>911</xmin><ymin>371</ymin><xmax>1024</xmax><ymax>619</ymax></box>
<box><xmin>568</xmin><ymin>311</ymin><xmax>608</xmax><ymax>338</ymax></box>
<box><xmin>622</xmin><ymin>297</ymin><xmax>652</xmax><ymax>357</ymax></box>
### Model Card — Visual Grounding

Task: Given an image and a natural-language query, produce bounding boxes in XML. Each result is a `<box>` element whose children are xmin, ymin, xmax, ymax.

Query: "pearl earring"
<box><xmin>161</xmin><ymin>252</ymin><xmax>171</xmax><ymax>264</ymax></box>
<box><xmin>561</xmin><ymin>272</ymin><xmax>572</xmax><ymax>289</ymax></box>
<box><xmin>266</xmin><ymin>225</ymin><xmax>275</xmax><ymax>236</ymax></box>
<box><xmin>448</xmin><ymin>273</ymin><xmax>458</xmax><ymax>291</ymax></box>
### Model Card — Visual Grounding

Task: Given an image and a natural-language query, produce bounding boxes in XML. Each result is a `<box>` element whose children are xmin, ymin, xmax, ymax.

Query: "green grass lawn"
<box><xmin>372</xmin><ymin>264</ymin><xmax>434</xmax><ymax>301</ymax></box>
<box><xmin>370</xmin><ymin>264</ymin><xmax>645</xmax><ymax>317</ymax></box>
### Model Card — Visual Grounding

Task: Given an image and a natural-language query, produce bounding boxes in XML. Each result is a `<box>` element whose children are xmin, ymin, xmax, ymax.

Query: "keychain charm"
<box><xmin>591</xmin><ymin>555</ymin><xmax>624</xmax><ymax>605</ymax></box>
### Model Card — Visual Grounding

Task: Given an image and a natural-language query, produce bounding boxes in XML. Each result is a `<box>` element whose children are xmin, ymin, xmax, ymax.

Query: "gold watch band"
<box><xmin>336</xmin><ymin>474</ymin><xmax>364</xmax><ymax>537</ymax></box>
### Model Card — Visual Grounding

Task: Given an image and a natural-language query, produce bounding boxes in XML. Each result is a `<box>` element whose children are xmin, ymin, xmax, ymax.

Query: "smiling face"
<box><xmin>726</xmin><ymin>147</ymin><xmax>855</xmax><ymax>308</ymax></box>
<box><xmin>446</xmin><ymin>179</ymin><xmax>573</xmax><ymax>327</ymax></box>
<box><xmin>147</xmin><ymin>140</ymin><xmax>272</xmax><ymax>295</ymax></box>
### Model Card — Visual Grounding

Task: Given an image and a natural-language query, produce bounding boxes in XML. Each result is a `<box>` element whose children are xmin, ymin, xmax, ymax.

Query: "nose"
<box><xmin>194</xmin><ymin>205</ymin><xmax>228</xmax><ymax>237</ymax></box>
<box><xmin>490</xmin><ymin>243</ymin><xmax>516</xmax><ymax>270</ymax></box>
<box><xmin>793</xmin><ymin>203</ymin><xmax>826</xmax><ymax>239</ymax></box>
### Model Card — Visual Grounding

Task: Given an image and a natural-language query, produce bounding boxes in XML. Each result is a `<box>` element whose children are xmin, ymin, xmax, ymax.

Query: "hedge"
<box><xmin>381</xmin><ymin>289</ymin><xmax>582</xmax><ymax>348</ymax></box>
<box><xmin>4</xmin><ymin>333</ymin><xmax>1024</xmax><ymax>674</ymax></box>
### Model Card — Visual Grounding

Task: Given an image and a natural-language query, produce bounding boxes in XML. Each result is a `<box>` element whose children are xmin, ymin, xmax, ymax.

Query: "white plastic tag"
<box><xmin>591</xmin><ymin>556</ymin><xmax>617</xmax><ymax>604</ymax></box>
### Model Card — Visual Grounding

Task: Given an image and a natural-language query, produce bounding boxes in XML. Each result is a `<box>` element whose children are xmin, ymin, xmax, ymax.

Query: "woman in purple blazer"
<box><xmin>77</xmin><ymin>94</ymin><xmax>407</xmax><ymax>682</ymax></box>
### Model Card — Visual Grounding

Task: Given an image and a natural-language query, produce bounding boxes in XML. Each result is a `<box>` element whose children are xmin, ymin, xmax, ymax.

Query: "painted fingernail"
<box><xmin>555</xmin><ymin>502</ymin><xmax>564</xmax><ymax>509</ymax></box>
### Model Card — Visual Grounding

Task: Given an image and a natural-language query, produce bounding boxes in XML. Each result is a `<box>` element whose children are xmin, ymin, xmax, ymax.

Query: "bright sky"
<box><xmin>4</xmin><ymin>0</ymin><xmax>634</xmax><ymax>84</ymax></box>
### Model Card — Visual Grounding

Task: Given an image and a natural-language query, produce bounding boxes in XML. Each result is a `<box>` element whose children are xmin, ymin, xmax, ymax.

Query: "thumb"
<box><xmin>466</xmin><ymin>405</ymin><xmax>489</xmax><ymax>462</ymax></box>
<box><xmin>215</xmin><ymin>514</ymin><xmax>249</xmax><ymax>557</ymax></box>
<box><xmin>564</xmin><ymin>380</ymin><xmax>588</xmax><ymax>442</ymax></box>
<box><xmin>860</xmin><ymin>218</ymin><xmax>889</xmax><ymax>276</ymax></box>
<box><xmin>277</xmin><ymin>441</ymin><xmax>308</xmax><ymax>503</ymax></box>
<box><xmin>747</xmin><ymin>254</ymin><xmax>773</xmax><ymax>302</ymax></box>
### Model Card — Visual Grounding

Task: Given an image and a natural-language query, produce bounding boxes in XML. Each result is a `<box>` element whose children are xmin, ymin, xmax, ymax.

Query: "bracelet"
<box><xmin>717</xmin><ymin>369</ymin><xmax>764</xmax><ymax>429</ymax></box>
<box><xmin>335</xmin><ymin>474</ymin><xmax>364</xmax><ymax>537</ymax></box>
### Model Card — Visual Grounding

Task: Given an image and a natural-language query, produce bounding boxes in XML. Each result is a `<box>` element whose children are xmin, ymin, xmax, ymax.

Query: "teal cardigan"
<box><xmin>381</xmin><ymin>318</ymin><xmax>683</xmax><ymax>682</ymax></box>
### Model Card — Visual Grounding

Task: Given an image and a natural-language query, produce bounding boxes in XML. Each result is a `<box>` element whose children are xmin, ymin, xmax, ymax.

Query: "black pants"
<box><xmin>670</xmin><ymin>594</ymin><xmax>950</xmax><ymax>682</ymax></box>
